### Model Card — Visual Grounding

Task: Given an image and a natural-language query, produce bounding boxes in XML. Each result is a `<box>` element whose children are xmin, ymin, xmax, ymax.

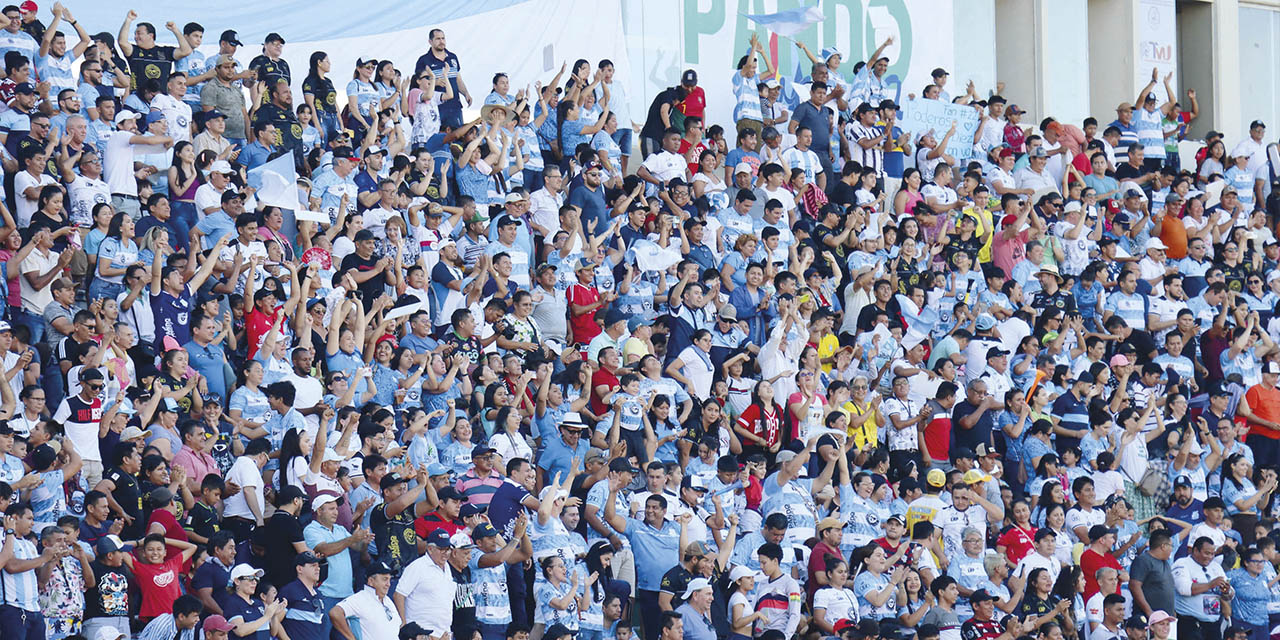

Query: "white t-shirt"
<box><xmin>105</xmin><ymin>131</ymin><xmax>165</xmax><ymax>196</ymax></box>
<box><xmin>337</xmin><ymin>587</ymin><xmax>403</xmax><ymax>640</ymax></box>
<box><xmin>395</xmin><ymin>555</ymin><xmax>456</xmax><ymax>631</ymax></box>
<box><xmin>223</xmin><ymin>456</ymin><xmax>264</xmax><ymax>520</ymax></box>
<box><xmin>19</xmin><ymin>248</ymin><xmax>58</xmax><ymax>314</ymax></box>
<box><xmin>13</xmin><ymin>171</ymin><xmax>55</xmax><ymax>227</ymax></box>
<box><xmin>677</xmin><ymin>345</ymin><xmax>715</xmax><ymax>401</ymax></box>
<box><xmin>66</xmin><ymin>175</ymin><xmax>111</xmax><ymax>228</ymax></box>
<box><xmin>152</xmin><ymin>93</ymin><xmax>193</xmax><ymax>143</ymax></box>
<box><xmin>193</xmin><ymin>183</ymin><xmax>226</xmax><ymax>215</ymax></box>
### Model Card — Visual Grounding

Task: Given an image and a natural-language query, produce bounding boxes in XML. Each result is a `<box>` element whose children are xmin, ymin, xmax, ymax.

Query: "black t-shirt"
<box><xmin>86</xmin><ymin>560</ymin><xmax>132</xmax><ymax>619</ymax></box>
<box><xmin>254</xmin><ymin>103</ymin><xmax>303</xmax><ymax>161</ymax></box>
<box><xmin>1030</xmin><ymin>289</ymin><xmax>1077</xmax><ymax>314</ymax></box>
<box><xmin>1114</xmin><ymin>162</ymin><xmax>1147</xmax><ymax>183</ymax></box>
<box><xmin>641</xmin><ymin>87</ymin><xmax>682</xmax><ymax>139</ymax></box>
<box><xmin>828</xmin><ymin>180</ymin><xmax>858</xmax><ymax>208</ymax></box>
<box><xmin>302</xmin><ymin>75</ymin><xmax>338</xmax><ymax>114</ymax></box>
<box><xmin>104</xmin><ymin>465</ymin><xmax>143</xmax><ymax>539</ymax></box>
<box><xmin>249</xmin><ymin>55</ymin><xmax>291</xmax><ymax>86</ymax></box>
<box><xmin>659</xmin><ymin>565</ymin><xmax>694</xmax><ymax>607</ymax></box>
<box><xmin>263</xmin><ymin>510</ymin><xmax>305</xmax><ymax>587</ymax></box>
<box><xmin>450</xmin><ymin>564</ymin><xmax>477</xmax><ymax>637</ymax></box>
<box><xmin>126</xmin><ymin>45</ymin><xmax>177</xmax><ymax>90</ymax></box>
<box><xmin>944</xmin><ymin>234</ymin><xmax>982</xmax><ymax>269</ymax></box>
<box><xmin>186</xmin><ymin>500</ymin><xmax>221</xmax><ymax>542</ymax></box>
<box><xmin>340</xmin><ymin>252</ymin><xmax>387</xmax><ymax>309</ymax></box>
<box><xmin>370</xmin><ymin>502</ymin><xmax>417</xmax><ymax>575</ymax></box>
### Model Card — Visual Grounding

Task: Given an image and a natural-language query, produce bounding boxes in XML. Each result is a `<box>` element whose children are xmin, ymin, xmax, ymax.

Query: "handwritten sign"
<box><xmin>899</xmin><ymin>99</ymin><xmax>982</xmax><ymax>161</ymax></box>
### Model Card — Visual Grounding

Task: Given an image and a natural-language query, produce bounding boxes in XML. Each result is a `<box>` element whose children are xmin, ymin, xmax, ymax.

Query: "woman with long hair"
<box><xmin>257</xmin><ymin>207</ymin><xmax>294</xmax><ymax>262</ymax></box>
<box><xmin>719</xmin><ymin>234</ymin><xmax>758</xmax><ymax>293</ymax></box>
<box><xmin>277</xmin><ymin>428</ymin><xmax>315</xmax><ymax>492</ymax></box>
<box><xmin>851</xmin><ymin>544</ymin><xmax>903</xmax><ymax>624</ymax></box>
<box><xmin>373</xmin><ymin>60</ymin><xmax>402</xmax><ymax>117</ymax></box>
<box><xmin>579</xmin><ymin>541</ymin><xmax>618</xmax><ymax>640</ymax></box>
<box><xmin>167</xmin><ymin>141</ymin><xmax>201</xmax><ymax>240</ymax></box>
<box><xmin>996</xmin><ymin>499</ymin><xmax>1037</xmax><ymax>565</ymax></box>
<box><xmin>895</xmin><ymin>567</ymin><xmax>930</xmax><ymax>630</ymax></box>
<box><xmin>303</xmin><ymin>51</ymin><xmax>339</xmax><ymax>142</ymax></box>
<box><xmin>28</xmin><ymin>185</ymin><xmax>70</xmax><ymax>248</ymax></box>
<box><xmin>894</xmin><ymin>167</ymin><xmax>924</xmax><ymax>220</ymax></box>
<box><xmin>492</xmin><ymin>405</ymin><xmax>532</xmax><ymax>463</ymax></box>
<box><xmin>91</xmin><ymin>212</ymin><xmax>140</xmax><ymax>302</ymax></box>
<box><xmin>1222</xmin><ymin>453</ymin><xmax>1278</xmax><ymax>545</ymax></box>
<box><xmin>1017</xmin><ymin>567</ymin><xmax>1071</xmax><ymax>633</ymax></box>
<box><xmin>812</xmin><ymin>558</ymin><xmax>859</xmax><ymax>635</ymax></box>
<box><xmin>556</xmin><ymin>96</ymin><xmax>609</xmax><ymax>172</ymax></box>
<box><xmin>734</xmin><ymin>379</ymin><xmax>784</xmax><ymax>464</ymax></box>
<box><xmin>1198</xmin><ymin>138</ymin><xmax>1227</xmax><ymax>186</ymax></box>
<box><xmin>727</xmin><ymin>565</ymin><xmax>766</xmax><ymax>640</ymax></box>
<box><xmin>1030</xmin><ymin>479</ymin><xmax>1066</xmax><ymax>527</ymax></box>
<box><xmin>136</xmin><ymin>225</ymin><xmax>169</xmax><ymax>268</ymax></box>
<box><xmin>345</xmin><ymin>58</ymin><xmax>379</xmax><ymax>138</ymax></box>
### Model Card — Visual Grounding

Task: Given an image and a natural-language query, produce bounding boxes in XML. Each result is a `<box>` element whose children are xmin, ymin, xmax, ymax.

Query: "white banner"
<box><xmin>899</xmin><ymin>99</ymin><xmax>981</xmax><ymax>160</ymax></box>
<box><xmin>1136</xmin><ymin>0</ymin><xmax>1178</xmax><ymax>102</ymax></box>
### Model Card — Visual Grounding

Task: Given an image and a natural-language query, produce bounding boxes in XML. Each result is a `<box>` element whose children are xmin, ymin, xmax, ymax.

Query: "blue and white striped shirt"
<box><xmin>37</xmin><ymin>51</ymin><xmax>76</xmax><ymax>94</ymax></box>
<box><xmin>2</xmin><ymin>535</ymin><xmax>40</xmax><ymax>611</ymax></box>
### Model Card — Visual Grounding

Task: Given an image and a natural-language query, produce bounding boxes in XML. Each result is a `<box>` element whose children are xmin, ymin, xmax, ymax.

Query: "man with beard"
<box><xmin>252</xmin><ymin>78</ymin><xmax>302</xmax><ymax>164</ymax></box>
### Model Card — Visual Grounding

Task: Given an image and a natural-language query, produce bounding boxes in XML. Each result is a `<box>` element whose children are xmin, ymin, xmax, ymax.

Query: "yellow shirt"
<box><xmin>965</xmin><ymin>204</ymin><xmax>995</xmax><ymax>264</ymax></box>
<box><xmin>817</xmin><ymin>333</ymin><xmax>839</xmax><ymax>374</ymax></box>
<box><xmin>844</xmin><ymin>400</ymin><xmax>880</xmax><ymax>450</ymax></box>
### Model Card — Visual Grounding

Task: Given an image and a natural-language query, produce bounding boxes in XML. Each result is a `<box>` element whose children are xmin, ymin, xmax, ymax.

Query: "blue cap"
<box><xmin>426</xmin><ymin>463</ymin><xmax>449</xmax><ymax>477</ymax></box>
<box><xmin>144</xmin><ymin>111</ymin><xmax>165</xmax><ymax>126</ymax></box>
<box><xmin>425</xmin><ymin>528</ymin><xmax>453</xmax><ymax>548</ymax></box>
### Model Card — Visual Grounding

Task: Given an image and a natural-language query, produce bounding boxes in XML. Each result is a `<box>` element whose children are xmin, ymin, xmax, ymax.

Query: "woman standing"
<box><xmin>92</xmin><ymin>212</ymin><xmax>140</xmax><ymax>302</ymax></box>
<box><xmin>220</xmin><ymin>565</ymin><xmax>285</xmax><ymax>640</ymax></box>
<box><xmin>303</xmin><ymin>52</ymin><xmax>339</xmax><ymax>142</ymax></box>
<box><xmin>727</xmin><ymin>565</ymin><xmax>766</xmax><ymax>640</ymax></box>
<box><xmin>852</xmin><ymin>545</ymin><xmax>904</xmax><ymax>624</ymax></box>
<box><xmin>345</xmin><ymin>58</ymin><xmax>380</xmax><ymax>138</ymax></box>
<box><xmin>166</xmin><ymin>141</ymin><xmax>200</xmax><ymax>242</ymax></box>
<box><xmin>1227</xmin><ymin>547</ymin><xmax>1272</xmax><ymax>640</ymax></box>
<box><xmin>811</xmin><ymin>559</ymin><xmax>859</xmax><ymax>635</ymax></box>
<box><xmin>1221</xmin><ymin>454</ymin><xmax>1278</xmax><ymax>544</ymax></box>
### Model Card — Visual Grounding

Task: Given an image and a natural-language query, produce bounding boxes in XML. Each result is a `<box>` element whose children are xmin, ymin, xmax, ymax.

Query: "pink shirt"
<box><xmin>172</xmin><ymin>445</ymin><xmax>221</xmax><ymax>484</ymax></box>
<box><xmin>992</xmin><ymin>229</ymin><xmax>1029</xmax><ymax>279</ymax></box>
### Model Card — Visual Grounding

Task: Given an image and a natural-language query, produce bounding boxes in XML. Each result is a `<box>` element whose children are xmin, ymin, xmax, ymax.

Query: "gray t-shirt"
<box><xmin>920</xmin><ymin>604</ymin><xmax>961</xmax><ymax>639</ymax></box>
<box><xmin>1129</xmin><ymin>551</ymin><xmax>1176</xmax><ymax>613</ymax></box>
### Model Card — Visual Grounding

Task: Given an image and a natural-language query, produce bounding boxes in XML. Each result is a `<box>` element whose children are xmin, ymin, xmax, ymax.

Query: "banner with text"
<box><xmin>899</xmin><ymin>99</ymin><xmax>980</xmax><ymax>160</ymax></box>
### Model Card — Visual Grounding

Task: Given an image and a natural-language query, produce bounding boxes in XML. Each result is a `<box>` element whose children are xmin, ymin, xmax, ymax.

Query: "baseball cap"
<box><xmin>230</xmin><ymin>564</ymin><xmax>265</xmax><ymax>581</ymax></box>
<box><xmin>379</xmin><ymin>472</ymin><xmax>410</xmax><ymax>491</ymax></box>
<box><xmin>295</xmin><ymin>551</ymin><xmax>322</xmax><ymax>566</ymax></box>
<box><xmin>681</xmin><ymin>577</ymin><xmax>712</xmax><ymax>599</ymax></box>
<box><xmin>473</xmin><ymin>523</ymin><xmax>500</xmax><ymax>539</ymax></box>
<box><xmin>1265</xmin><ymin>361</ymin><xmax>1280</xmax><ymax>375</ymax></box>
<box><xmin>312</xmin><ymin>494</ymin><xmax>344</xmax><ymax>511</ymax></box>
<box><xmin>1088</xmin><ymin>524</ymin><xmax>1118</xmax><ymax>541</ymax></box>
<box><xmin>120</xmin><ymin>426</ymin><xmax>150</xmax><ymax>441</ymax></box>
<box><xmin>114</xmin><ymin>110</ymin><xmax>141</xmax><ymax>124</ymax></box>
<box><xmin>471</xmin><ymin>444</ymin><xmax>497</xmax><ymax>458</ymax></box>
<box><xmin>1148</xmin><ymin>611</ymin><xmax>1175</xmax><ymax>627</ymax></box>
<box><xmin>437</xmin><ymin>486</ymin><xmax>467</xmax><ymax>502</ymax></box>
<box><xmin>219</xmin><ymin>30</ymin><xmax>243</xmax><ymax>46</ymax></box>
<box><xmin>974</xmin><ymin>443</ymin><xmax>999</xmax><ymax>458</ymax></box>
<box><xmin>96</xmin><ymin>534</ymin><xmax>126</xmax><ymax>555</ymax></box>
<box><xmin>969</xmin><ymin>589</ymin><xmax>995</xmax><ymax>603</ymax></box>
<box><xmin>459</xmin><ymin>503</ymin><xmax>486</xmax><ymax>518</ymax></box>
<box><xmin>208</xmin><ymin>160</ymin><xmax>234</xmax><ymax>175</ymax></box>
<box><xmin>926</xmin><ymin>468</ymin><xmax>946</xmax><ymax>488</ymax></box>
<box><xmin>450</xmin><ymin>531</ymin><xmax>475</xmax><ymax>549</ymax></box>
<box><xmin>608</xmin><ymin>458</ymin><xmax>641</xmax><ymax>474</ymax></box>
<box><xmin>367</xmin><ymin>560</ymin><xmax>395</xmax><ymax>576</ymax></box>
<box><xmin>264</xmin><ymin>32</ymin><xmax>285</xmax><ymax>45</ymax></box>
<box><xmin>425</xmin><ymin>528</ymin><xmax>453</xmax><ymax>548</ymax></box>
<box><xmin>149</xmin><ymin>486</ymin><xmax>177</xmax><ymax>505</ymax></box>
<box><xmin>332</xmin><ymin>146</ymin><xmax>359</xmax><ymax>161</ymax></box>
<box><xmin>681</xmin><ymin>69</ymin><xmax>698</xmax><ymax>85</ymax></box>
<box><xmin>681</xmin><ymin>475</ymin><xmax>709</xmax><ymax>492</ymax></box>
<box><xmin>426</xmin><ymin>463</ymin><xmax>449</xmax><ymax>477</ymax></box>
<box><xmin>1125</xmin><ymin>615</ymin><xmax>1149</xmax><ymax>630</ymax></box>
<box><xmin>985</xmin><ymin>347</ymin><xmax>1009</xmax><ymax>360</ymax></box>
<box><xmin>203</xmin><ymin>616</ymin><xmax>236</xmax><ymax>633</ymax></box>
<box><xmin>963</xmin><ymin>470</ymin><xmax>993</xmax><ymax>484</ymax></box>
<box><xmin>975</xmin><ymin>313</ymin><xmax>997</xmax><ymax>331</ymax></box>
<box><xmin>734</xmin><ymin>162</ymin><xmax>753</xmax><ymax>175</ymax></box>
<box><xmin>144</xmin><ymin>111</ymin><xmax>165</xmax><ymax>126</ymax></box>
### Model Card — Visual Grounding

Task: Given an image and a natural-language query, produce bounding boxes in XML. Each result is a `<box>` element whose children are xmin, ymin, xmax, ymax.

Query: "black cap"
<box><xmin>221</xmin><ymin>189</ymin><xmax>244</xmax><ymax>203</ymax></box>
<box><xmin>985</xmin><ymin>347</ymin><xmax>1009</xmax><ymax>360</ymax></box>
<box><xmin>1088</xmin><ymin>524</ymin><xmax>1118</xmax><ymax>542</ymax></box>
<box><xmin>681</xmin><ymin>69</ymin><xmax>697</xmax><ymax>85</ymax></box>
<box><xmin>1173</xmin><ymin>475</ymin><xmax>1192</xmax><ymax>488</ymax></box>
<box><xmin>437</xmin><ymin>486</ymin><xmax>467</xmax><ymax>502</ymax></box>
<box><xmin>952</xmin><ymin>447</ymin><xmax>976</xmax><ymax>460</ymax></box>
<box><xmin>276</xmin><ymin>485</ymin><xmax>306</xmax><ymax>507</ymax></box>
<box><xmin>379</xmin><ymin>472</ymin><xmax>410</xmax><ymax>491</ymax></box>
<box><xmin>295</xmin><ymin>551</ymin><xmax>321</xmax><ymax>566</ymax></box>
<box><xmin>367</xmin><ymin>560</ymin><xmax>395</xmax><ymax>576</ymax></box>
<box><xmin>400</xmin><ymin>623</ymin><xmax>433</xmax><ymax>640</ymax></box>
<box><xmin>264</xmin><ymin>32</ymin><xmax>285</xmax><ymax>45</ymax></box>
<box><xmin>220</xmin><ymin>30</ymin><xmax>243</xmax><ymax>46</ymax></box>
<box><xmin>608</xmin><ymin>458</ymin><xmax>641</xmax><ymax>474</ymax></box>
<box><xmin>471</xmin><ymin>444</ymin><xmax>496</xmax><ymax>458</ymax></box>
<box><xmin>1125</xmin><ymin>615</ymin><xmax>1148</xmax><ymax>629</ymax></box>
<box><xmin>14</xmin><ymin>82</ymin><xmax>34</xmax><ymax>95</ymax></box>
<box><xmin>969</xmin><ymin>588</ymin><xmax>995</xmax><ymax>603</ymax></box>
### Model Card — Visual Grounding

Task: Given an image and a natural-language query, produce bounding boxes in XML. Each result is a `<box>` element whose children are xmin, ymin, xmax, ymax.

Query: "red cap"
<box><xmin>1001</xmin><ymin>213</ymin><xmax>1017</xmax><ymax>226</ymax></box>
<box><xmin>375</xmin><ymin>334</ymin><xmax>398</xmax><ymax>349</ymax></box>
<box><xmin>833</xmin><ymin>620</ymin><xmax>857</xmax><ymax>634</ymax></box>
<box><xmin>998</xmin><ymin>148</ymin><xmax>1014</xmax><ymax>159</ymax></box>
<box><xmin>203</xmin><ymin>615</ymin><xmax>235</xmax><ymax>632</ymax></box>
<box><xmin>18</xmin><ymin>1</ymin><xmax>36</xmax><ymax>13</ymax></box>
<box><xmin>1106</xmin><ymin>200</ymin><xmax>1121</xmax><ymax>213</ymax></box>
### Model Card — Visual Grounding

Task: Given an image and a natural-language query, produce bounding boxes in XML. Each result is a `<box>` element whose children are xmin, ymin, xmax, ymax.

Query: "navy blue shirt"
<box><xmin>790</xmin><ymin>101</ymin><xmax>833</xmax><ymax>153</ymax></box>
<box><xmin>1164</xmin><ymin>499</ymin><xmax>1204</xmax><ymax>538</ymax></box>
<box><xmin>192</xmin><ymin>559</ymin><xmax>232</xmax><ymax>613</ymax></box>
<box><xmin>279</xmin><ymin>580</ymin><xmax>327</xmax><ymax>640</ymax></box>
<box><xmin>951</xmin><ymin>399</ymin><xmax>996</xmax><ymax>453</ymax></box>
<box><xmin>415</xmin><ymin>49</ymin><xmax>463</xmax><ymax>116</ymax></box>
<box><xmin>223</xmin><ymin>594</ymin><xmax>269</xmax><ymax>640</ymax></box>
<box><xmin>568</xmin><ymin>183</ymin><xmax>608</xmax><ymax>234</ymax></box>
<box><xmin>353</xmin><ymin>170</ymin><xmax>379</xmax><ymax>211</ymax></box>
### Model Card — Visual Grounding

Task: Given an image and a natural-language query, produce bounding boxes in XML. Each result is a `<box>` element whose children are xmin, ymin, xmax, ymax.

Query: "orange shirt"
<box><xmin>1159</xmin><ymin>213</ymin><xmax>1188</xmax><ymax>260</ymax></box>
<box><xmin>1245</xmin><ymin>383</ymin><xmax>1280</xmax><ymax>439</ymax></box>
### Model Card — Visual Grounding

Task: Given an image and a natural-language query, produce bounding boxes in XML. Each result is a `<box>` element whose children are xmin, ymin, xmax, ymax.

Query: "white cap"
<box><xmin>734</xmin><ymin>162</ymin><xmax>753</xmax><ymax>175</ymax></box>
<box><xmin>209</xmin><ymin>160</ymin><xmax>234</xmax><ymax>175</ymax></box>
<box><xmin>1063</xmin><ymin>201</ymin><xmax>1082</xmax><ymax>213</ymax></box>
<box><xmin>312</xmin><ymin>494</ymin><xmax>343</xmax><ymax>511</ymax></box>
<box><xmin>681</xmin><ymin>577</ymin><xmax>713</xmax><ymax>599</ymax></box>
<box><xmin>321</xmin><ymin>448</ymin><xmax>345</xmax><ymax>463</ymax></box>
<box><xmin>113</xmin><ymin>110</ymin><xmax>141</xmax><ymax>124</ymax></box>
<box><xmin>729</xmin><ymin>565</ymin><xmax>755</xmax><ymax>583</ymax></box>
<box><xmin>450</xmin><ymin>531</ymin><xmax>475</xmax><ymax>548</ymax></box>
<box><xmin>230</xmin><ymin>564</ymin><xmax>264</xmax><ymax>581</ymax></box>
<box><xmin>539</xmin><ymin>485</ymin><xmax>569</xmax><ymax>502</ymax></box>
<box><xmin>1145</xmin><ymin>237</ymin><xmax>1168</xmax><ymax>251</ymax></box>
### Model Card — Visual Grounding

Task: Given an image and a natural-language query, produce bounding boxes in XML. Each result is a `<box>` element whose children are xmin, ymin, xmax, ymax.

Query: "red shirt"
<box><xmin>590</xmin><ymin>366</ymin><xmax>620</xmax><ymax>416</ymax></box>
<box><xmin>678</xmin><ymin>86</ymin><xmax>706</xmax><ymax>119</ymax></box>
<box><xmin>245</xmin><ymin>305</ymin><xmax>281</xmax><ymax>360</ymax></box>
<box><xmin>567</xmin><ymin>283</ymin><xmax>602</xmax><ymax>345</ymax></box>
<box><xmin>1080</xmin><ymin>547</ymin><xmax>1122</xmax><ymax>600</ymax></box>
<box><xmin>807</xmin><ymin>540</ymin><xmax>842</xmax><ymax>601</ymax></box>
<box><xmin>1245</xmin><ymin>384</ymin><xmax>1280</xmax><ymax>440</ymax></box>
<box><xmin>996</xmin><ymin>524</ymin><xmax>1037</xmax><ymax>565</ymax></box>
<box><xmin>922</xmin><ymin>409</ymin><xmax>952</xmax><ymax>463</ymax></box>
<box><xmin>134</xmin><ymin>554</ymin><xmax>185</xmax><ymax>618</ymax></box>
<box><xmin>413</xmin><ymin>511</ymin><xmax>464</xmax><ymax>540</ymax></box>
<box><xmin>736</xmin><ymin>403</ymin><xmax>783</xmax><ymax>448</ymax></box>
<box><xmin>677</xmin><ymin>138</ymin><xmax>710</xmax><ymax>176</ymax></box>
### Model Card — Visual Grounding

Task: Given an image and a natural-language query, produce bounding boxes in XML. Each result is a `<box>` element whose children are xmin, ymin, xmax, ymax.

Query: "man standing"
<box><xmin>201</xmin><ymin>54</ymin><xmax>250</xmax><ymax>146</ymax></box>
<box><xmin>278</xmin><ymin>551</ymin><xmax>325</xmax><ymax>640</ymax></box>
<box><xmin>330</xmin><ymin>561</ymin><xmax>403</xmax><ymax>640</ymax></box>
<box><xmin>415</xmin><ymin>29</ymin><xmax>471</xmax><ymax>129</ymax></box>
<box><xmin>456</xmin><ymin>445</ymin><xmax>504</xmax><ymax>507</ymax></box>
<box><xmin>103</xmin><ymin>109</ymin><xmax>171</xmax><ymax>219</ymax></box>
<box><xmin>395</xmin><ymin>529</ymin><xmax>458</xmax><ymax>635</ymax></box>
<box><xmin>304</xmin><ymin>494</ymin><xmax>371</xmax><ymax>640</ymax></box>
<box><xmin>1</xmin><ymin>503</ymin><xmax>59</xmax><ymax>640</ymax></box>
<box><xmin>1172</xmin><ymin>536</ymin><xmax>1229</xmax><ymax>640</ymax></box>
<box><xmin>1129</xmin><ymin>529</ymin><xmax>1176</xmax><ymax>620</ymax></box>
<box><xmin>252</xmin><ymin>79</ymin><xmax>302</xmax><ymax>165</ymax></box>
<box><xmin>1239</xmin><ymin>360</ymin><xmax>1280</xmax><ymax>469</ymax></box>
<box><xmin>789</xmin><ymin>82</ymin><xmax>834</xmax><ymax>187</ymax></box>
